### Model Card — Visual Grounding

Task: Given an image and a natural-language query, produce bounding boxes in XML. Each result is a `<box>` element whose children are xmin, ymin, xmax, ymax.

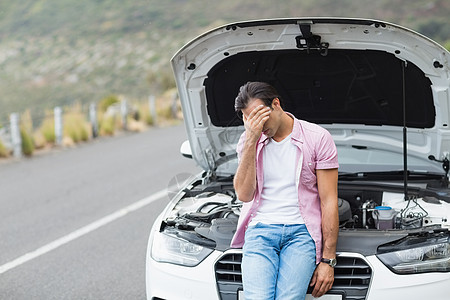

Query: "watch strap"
<box><xmin>320</xmin><ymin>257</ymin><xmax>337</xmax><ymax>267</ymax></box>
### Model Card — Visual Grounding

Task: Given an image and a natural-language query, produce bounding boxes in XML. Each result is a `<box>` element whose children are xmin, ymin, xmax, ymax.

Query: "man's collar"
<box><xmin>286</xmin><ymin>112</ymin><xmax>303</xmax><ymax>143</ymax></box>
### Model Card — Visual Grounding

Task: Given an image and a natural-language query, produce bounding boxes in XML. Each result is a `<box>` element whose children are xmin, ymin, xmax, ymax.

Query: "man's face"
<box><xmin>241</xmin><ymin>98</ymin><xmax>280</xmax><ymax>138</ymax></box>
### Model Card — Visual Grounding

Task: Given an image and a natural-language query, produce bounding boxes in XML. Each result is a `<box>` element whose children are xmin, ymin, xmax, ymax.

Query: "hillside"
<box><xmin>0</xmin><ymin>0</ymin><xmax>449</xmax><ymax>123</ymax></box>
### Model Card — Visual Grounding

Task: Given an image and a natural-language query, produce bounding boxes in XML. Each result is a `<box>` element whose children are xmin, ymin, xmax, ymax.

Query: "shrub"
<box><xmin>155</xmin><ymin>89</ymin><xmax>181</xmax><ymax>123</ymax></box>
<box><xmin>0</xmin><ymin>139</ymin><xmax>9</xmax><ymax>157</ymax></box>
<box><xmin>99</xmin><ymin>116</ymin><xmax>116</xmax><ymax>136</ymax></box>
<box><xmin>64</xmin><ymin>111</ymin><xmax>90</xmax><ymax>143</ymax></box>
<box><xmin>98</xmin><ymin>95</ymin><xmax>120</xmax><ymax>113</ymax></box>
<box><xmin>21</xmin><ymin>127</ymin><xmax>34</xmax><ymax>156</ymax></box>
<box><xmin>39</xmin><ymin>117</ymin><xmax>56</xmax><ymax>144</ymax></box>
<box><xmin>145</xmin><ymin>113</ymin><xmax>154</xmax><ymax>126</ymax></box>
<box><xmin>32</xmin><ymin>130</ymin><xmax>47</xmax><ymax>149</ymax></box>
<box><xmin>19</xmin><ymin>110</ymin><xmax>35</xmax><ymax>156</ymax></box>
<box><xmin>157</xmin><ymin>105</ymin><xmax>173</xmax><ymax>120</ymax></box>
<box><xmin>137</xmin><ymin>102</ymin><xmax>154</xmax><ymax>126</ymax></box>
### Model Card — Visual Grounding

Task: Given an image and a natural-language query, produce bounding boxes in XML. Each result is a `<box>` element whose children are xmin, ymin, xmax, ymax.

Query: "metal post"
<box><xmin>89</xmin><ymin>103</ymin><xmax>98</xmax><ymax>138</ymax></box>
<box><xmin>10</xmin><ymin>113</ymin><xmax>22</xmax><ymax>158</ymax></box>
<box><xmin>120</xmin><ymin>99</ymin><xmax>128</xmax><ymax>130</ymax></box>
<box><xmin>148</xmin><ymin>95</ymin><xmax>157</xmax><ymax>125</ymax></box>
<box><xmin>54</xmin><ymin>106</ymin><xmax>63</xmax><ymax>146</ymax></box>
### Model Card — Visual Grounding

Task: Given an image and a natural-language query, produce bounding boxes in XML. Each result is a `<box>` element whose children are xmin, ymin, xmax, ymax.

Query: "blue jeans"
<box><xmin>242</xmin><ymin>223</ymin><xmax>316</xmax><ymax>300</ymax></box>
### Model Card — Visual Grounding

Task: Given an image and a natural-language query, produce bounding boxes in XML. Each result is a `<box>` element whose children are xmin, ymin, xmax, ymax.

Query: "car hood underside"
<box><xmin>172</xmin><ymin>18</ymin><xmax>450</xmax><ymax>174</ymax></box>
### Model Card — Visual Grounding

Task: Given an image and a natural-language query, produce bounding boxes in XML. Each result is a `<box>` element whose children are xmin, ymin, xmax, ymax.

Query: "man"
<box><xmin>230</xmin><ymin>82</ymin><xmax>339</xmax><ymax>300</ymax></box>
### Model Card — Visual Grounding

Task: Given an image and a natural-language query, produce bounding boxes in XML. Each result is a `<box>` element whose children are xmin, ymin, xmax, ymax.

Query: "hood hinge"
<box><xmin>296</xmin><ymin>23</ymin><xmax>329</xmax><ymax>56</ymax></box>
<box><xmin>429</xmin><ymin>152</ymin><xmax>450</xmax><ymax>187</ymax></box>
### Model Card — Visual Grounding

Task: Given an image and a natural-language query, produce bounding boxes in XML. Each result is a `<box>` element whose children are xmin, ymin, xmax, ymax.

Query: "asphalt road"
<box><xmin>0</xmin><ymin>124</ymin><xmax>200</xmax><ymax>299</ymax></box>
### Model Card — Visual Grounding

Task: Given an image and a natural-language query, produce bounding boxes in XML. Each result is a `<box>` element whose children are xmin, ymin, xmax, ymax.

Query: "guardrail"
<box><xmin>0</xmin><ymin>94</ymin><xmax>171</xmax><ymax>159</ymax></box>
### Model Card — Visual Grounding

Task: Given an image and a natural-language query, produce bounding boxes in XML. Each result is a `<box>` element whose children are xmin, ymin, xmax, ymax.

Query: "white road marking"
<box><xmin>0</xmin><ymin>188</ymin><xmax>168</xmax><ymax>274</ymax></box>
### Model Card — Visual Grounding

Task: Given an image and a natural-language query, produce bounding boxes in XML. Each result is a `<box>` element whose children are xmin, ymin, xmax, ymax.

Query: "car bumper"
<box><xmin>147</xmin><ymin>247</ymin><xmax>450</xmax><ymax>300</ymax></box>
<box><xmin>146</xmin><ymin>247</ymin><xmax>223</xmax><ymax>300</ymax></box>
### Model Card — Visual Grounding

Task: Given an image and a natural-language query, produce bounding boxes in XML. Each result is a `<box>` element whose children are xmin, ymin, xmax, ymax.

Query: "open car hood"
<box><xmin>171</xmin><ymin>18</ymin><xmax>450</xmax><ymax>175</ymax></box>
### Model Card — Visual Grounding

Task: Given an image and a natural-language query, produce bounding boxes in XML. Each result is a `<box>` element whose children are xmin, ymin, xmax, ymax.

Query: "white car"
<box><xmin>146</xmin><ymin>18</ymin><xmax>450</xmax><ymax>300</ymax></box>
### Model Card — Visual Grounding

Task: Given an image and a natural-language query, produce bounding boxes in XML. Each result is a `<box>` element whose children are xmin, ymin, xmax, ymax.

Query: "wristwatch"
<box><xmin>320</xmin><ymin>257</ymin><xmax>337</xmax><ymax>268</ymax></box>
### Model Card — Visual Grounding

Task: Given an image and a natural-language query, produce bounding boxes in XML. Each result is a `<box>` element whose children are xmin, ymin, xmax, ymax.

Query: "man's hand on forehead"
<box><xmin>244</xmin><ymin>105</ymin><xmax>270</xmax><ymax>121</ymax></box>
<box><xmin>242</xmin><ymin>105</ymin><xmax>271</xmax><ymax>141</ymax></box>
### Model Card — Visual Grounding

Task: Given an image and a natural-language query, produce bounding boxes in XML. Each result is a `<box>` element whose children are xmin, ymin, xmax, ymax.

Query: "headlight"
<box><xmin>151</xmin><ymin>231</ymin><xmax>213</xmax><ymax>267</ymax></box>
<box><xmin>377</xmin><ymin>242</ymin><xmax>450</xmax><ymax>274</ymax></box>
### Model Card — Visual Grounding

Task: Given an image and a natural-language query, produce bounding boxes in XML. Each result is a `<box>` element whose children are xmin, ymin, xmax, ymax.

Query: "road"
<box><xmin>0</xmin><ymin>124</ymin><xmax>200</xmax><ymax>299</ymax></box>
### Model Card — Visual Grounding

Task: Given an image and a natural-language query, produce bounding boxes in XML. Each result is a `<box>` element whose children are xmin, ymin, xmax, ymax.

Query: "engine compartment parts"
<box><xmin>373</xmin><ymin>206</ymin><xmax>396</xmax><ymax>229</ymax></box>
<box><xmin>160</xmin><ymin>178</ymin><xmax>450</xmax><ymax>253</ymax></box>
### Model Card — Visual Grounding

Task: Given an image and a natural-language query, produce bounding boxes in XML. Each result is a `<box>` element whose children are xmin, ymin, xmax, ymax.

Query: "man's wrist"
<box><xmin>244</xmin><ymin>134</ymin><xmax>260</xmax><ymax>146</ymax></box>
<box><xmin>320</xmin><ymin>257</ymin><xmax>337</xmax><ymax>268</ymax></box>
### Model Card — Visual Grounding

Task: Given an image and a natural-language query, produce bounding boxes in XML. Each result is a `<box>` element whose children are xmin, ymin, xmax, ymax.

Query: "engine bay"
<box><xmin>160</xmin><ymin>177</ymin><xmax>450</xmax><ymax>251</ymax></box>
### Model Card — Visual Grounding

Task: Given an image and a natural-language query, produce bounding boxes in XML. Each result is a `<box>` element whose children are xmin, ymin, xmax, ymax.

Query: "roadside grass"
<box><xmin>38</xmin><ymin>115</ymin><xmax>56</xmax><ymax>144</ymax></box>
<box><xmin>33</xmin><ymin>130</ymin><xmax>47</xmax><ymax>150</ymax></box>
<box><xmin>20</xmin><ymin>110</ymin><xmax>35</xmax><ymax>156</ymax></box>
<box><xmin>137</xmin><ymin>102</ymin><xmax>154</xmax><ymax>126</ymax></box>
<box><xmin>20</xmin><ymin>127</ymin><xmax>34</xmax><ymax>156</ymax></box>
<box><xmin>63</xmin><ymin>103</ymin><xmax>90</xmax><ymax>144</ymax></box>
<box><xmin>99</xmin><ymin>115</ymin><xmax>117</xmax><ymax>136</ymax></box>
<box><xmin>0</xmin><ymin>139</ymin><xmax>9</xmax><ymax>157</ymax></box>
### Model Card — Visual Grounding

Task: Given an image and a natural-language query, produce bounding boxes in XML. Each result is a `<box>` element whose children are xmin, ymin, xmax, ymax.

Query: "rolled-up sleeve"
<box><xmin>315</xmin><ymin>129</ymin><xmax>339</xmax><ymax>170</ymax></box>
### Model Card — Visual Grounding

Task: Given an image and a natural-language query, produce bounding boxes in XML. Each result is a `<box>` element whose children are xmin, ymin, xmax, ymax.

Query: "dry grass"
<box><xmin>63</xmin><ymin>105</ymin><xmax>90</xmax><ymax>143</ymax></box>
<box><xmin>0</xmin><ymin>139</ymin><xmax>9</xmax><ymax>157</ymax></box>
<box><xmin>38</xmin><ymin>114</ymin><xmax>56</xmax><ymax>144</ymax></box>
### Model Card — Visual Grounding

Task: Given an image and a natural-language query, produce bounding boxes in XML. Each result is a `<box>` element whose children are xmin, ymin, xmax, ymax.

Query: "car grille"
<box><xmin>215</xmin><ymin>253</ymin><xmax>243</xmax><ymax>300</ymax></box>
<box><xmin>214</xmin><ymin>253</ymin><xmax>372</xmax><ymax>300</ymax></box>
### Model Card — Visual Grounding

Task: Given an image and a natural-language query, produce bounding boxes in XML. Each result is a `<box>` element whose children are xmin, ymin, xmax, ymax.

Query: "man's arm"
<box><xmin>310</xmin><ymin>168</ymin><xmax>339</xmax><ymax>298</ymax></box>
<box><xmin>233</xmin><ymin>105</ymin><xmax>270</xmax><ymax>202</ymax></box>
<box><xmin>233</xmin><ymin>136</ymin><xmax>258</xmax><ymax>202</ymax></box>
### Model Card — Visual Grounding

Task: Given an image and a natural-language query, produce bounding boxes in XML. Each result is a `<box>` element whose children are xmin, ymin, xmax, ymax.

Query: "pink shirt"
<box><xmin>230</xmin><ymin>114</ymin><xmax>339</xmax><ymax>264</ymax></box>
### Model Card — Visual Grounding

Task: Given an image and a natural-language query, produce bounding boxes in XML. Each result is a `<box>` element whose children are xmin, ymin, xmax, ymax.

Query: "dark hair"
<box><xmin>234</xmin><ymin>81</ymin><xmax>280</xmax><ymax>112</ymax></box>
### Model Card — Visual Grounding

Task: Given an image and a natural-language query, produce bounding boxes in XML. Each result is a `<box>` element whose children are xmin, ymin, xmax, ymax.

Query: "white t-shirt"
<box><xmin>250</xmin><ymin>133</ymin><xmax>304</xmax><ymax>225</ymax></box>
